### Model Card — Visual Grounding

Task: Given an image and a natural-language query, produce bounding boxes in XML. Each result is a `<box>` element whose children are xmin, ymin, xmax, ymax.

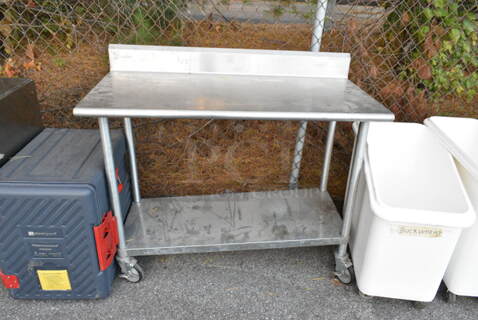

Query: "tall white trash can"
<box><xmin>350</xmin><ymin>122</ymin><xmax>475</xmax><ymax>302</ymax></box>
<box><xmin>425</xmin><ymin>116</ymin><xmax>478</xmax><ymax>299</ymax></box>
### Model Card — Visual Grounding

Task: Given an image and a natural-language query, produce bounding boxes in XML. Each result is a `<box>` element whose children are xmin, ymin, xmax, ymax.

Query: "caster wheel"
<box><xmin>335</xmin><ymin>266</ymin><xmax>355</xmax><ymax>285</ymax></box>
<box><xmin>412</xmin><ymin>301</ymin><xmax>428</xmax><ymax>310</ymax></box>
<box><xmin>446</xmin><ymin>291</ymin><xmax>457</xmax><ymax>304</ymax></box>
<box><xmin>120</xmin><ymin>264</ymin><xmax>144</xmax><ymax>283</ymax></box>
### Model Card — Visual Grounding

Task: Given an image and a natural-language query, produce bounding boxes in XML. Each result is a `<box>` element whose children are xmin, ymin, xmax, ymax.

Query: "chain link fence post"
<box><xmin>289</xmin><ymin>0</ymin><xmax>331</xmax><ymax>189</ymax></box>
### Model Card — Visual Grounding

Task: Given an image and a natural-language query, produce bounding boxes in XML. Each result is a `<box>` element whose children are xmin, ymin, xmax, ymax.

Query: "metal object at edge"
<box><xmin>0</xmin><ymin>78</ymin><xmax>43</xmax><ymax>167</ymax></box>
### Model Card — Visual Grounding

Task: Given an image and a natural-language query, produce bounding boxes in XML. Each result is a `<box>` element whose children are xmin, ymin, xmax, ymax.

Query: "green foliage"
<box><xmin>271</xmin><ymin>5</ymin><xmax>286</xmax><ymax>19</ymax></box>
<box><xmin>265</xmin><ymin>0</ymin><xmax>318</xmax><ymax>22</ymax></box>
<box><xmin>1</xmin><ymin>1</ymin><xmax>77</xmax><ymax>53</ymax></box>
<box><xmin>386</xmin><ymin>0</ymin><xmax>478</xmax><ymax>100</ymax></box>
<box><xmin>53</xmin><ymin>57</ymin><xmax>67</xmax><ymax>67</ymax></box>
<box><xmin>119</xmin><ymin>0</ymin><xmax>185</xmax><ymax>45</ymax></box>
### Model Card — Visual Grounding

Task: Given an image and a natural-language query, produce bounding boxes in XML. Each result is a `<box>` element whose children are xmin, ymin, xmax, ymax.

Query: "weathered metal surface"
<box><xmin>74</xmin><ymin>72</ymin><xmax>393</xmax><ymax>121</ymax></box>
<box><xmin>75</xmin><ymin>45</ymin><xmax>392</xmax><ymax>121</ymax></box>
<box><xmin>124</xmin><ymin>188</ymin><xmax>344</xmax><ymax>256</ymax></box>
<box><xmin>108</xmin><ymin>44</ymin><xmax>351</xmax><ymax>78</ymax></box>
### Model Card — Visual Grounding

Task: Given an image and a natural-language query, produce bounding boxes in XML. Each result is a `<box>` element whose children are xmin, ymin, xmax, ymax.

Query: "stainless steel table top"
<box><xmin>73</xmin><ymin>71</ymin><xmax>394</xmax><ymax>121</ymax></box>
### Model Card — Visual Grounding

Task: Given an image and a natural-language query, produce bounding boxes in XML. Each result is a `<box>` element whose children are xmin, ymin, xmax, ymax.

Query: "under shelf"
<box><xmin>124</xmin><ymin>188</ymin><xmax>344</xmax><ymax>256</ymax></box>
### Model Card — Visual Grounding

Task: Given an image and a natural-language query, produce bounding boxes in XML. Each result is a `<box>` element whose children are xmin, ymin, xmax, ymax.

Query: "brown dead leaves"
<box><xmin>380</xmin><ymin>81</ymin><xmax>430</xmax><ymax>120</ymax></box>
<box><xmin>2</xmin><ymin>44</ymin><xmax>41</xmax><ymax>77</ymax></box>
<box><xmin>23</xmin><ymin>43</ymin><xmax>41</xmax><ymax>71</ymax></box>
<box><xmin>25</xmin><ymin>43</ymin><xmax>36</xmax><ymax>61</ymax></box>
<box><xmin>411</xmin><ymin>58</ymin><xmax>432</xmax><ymax>80</ymax></box>
<box><xmin>23</xmin><ymin>60</ymin><xmax>38</xmax><ymax>71</ymax></box>
<box><xmin>347</xmin><ymin>19</ymin><xmax>359</xmax><ymax>35</ymax></box>
<box><xmin>401</xmin><ymin>12</ymin><xmax>411</xmax><ymax>26</ymax></box>
<box><xmin>424</xmin><ymin>34</ymin><xmax>441</xmax><ymax>59</ymax></box>
<box><xmin>369</xmin><ymin>64</ymin><xmax>379</xmax><ymax>79</ymax></box>
<box><xmin>4</xmin><ymin>59</ymin><xmax>16</xmax><ymax>77</ymax></box>
<box><xmin>381</xmin><ymin>80</ymin><xmax>406</xmax><ymax>97</ymax></box>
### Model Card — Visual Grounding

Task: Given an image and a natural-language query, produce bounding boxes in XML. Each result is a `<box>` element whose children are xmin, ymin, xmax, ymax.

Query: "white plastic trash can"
<box><xmin>350</xmin><ymin>122</ymin><xmax>475</xmax><ymax>302</ymax></box>
<box><xmin>425</xmin><ymin>116</ymin><xmax>478</xmax><ymax>299</ymax></box>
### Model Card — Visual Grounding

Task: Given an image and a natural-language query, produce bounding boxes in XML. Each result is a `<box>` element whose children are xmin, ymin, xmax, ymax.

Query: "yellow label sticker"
<box><xmin>37</xmin><ymin>270</ymin><xmax>72</xmax><ymax>291</ymax></box>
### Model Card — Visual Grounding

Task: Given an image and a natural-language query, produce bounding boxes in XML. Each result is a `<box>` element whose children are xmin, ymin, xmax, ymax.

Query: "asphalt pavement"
<box><xmin>1</xmin><ymin>246</ymin><xmax>477</xmax><ymax>320</ymax></box>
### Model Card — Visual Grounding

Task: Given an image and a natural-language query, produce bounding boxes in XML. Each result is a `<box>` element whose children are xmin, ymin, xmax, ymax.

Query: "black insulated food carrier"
<box><xmin>0</xmin><ymin>78</ymin><xmax>43</xmax><ymax>167</ymax></box>
<box><xmin>0</xmin><ymin>128</ymin><xmax>132</xmax><ymax>299</ymax></box>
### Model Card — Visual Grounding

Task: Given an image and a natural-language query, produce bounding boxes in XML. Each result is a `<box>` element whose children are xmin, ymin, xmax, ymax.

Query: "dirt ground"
<box><xmin>5</xmin><ymin>21</ymin><xmax>477</xmax><ymax>200</ymax></box>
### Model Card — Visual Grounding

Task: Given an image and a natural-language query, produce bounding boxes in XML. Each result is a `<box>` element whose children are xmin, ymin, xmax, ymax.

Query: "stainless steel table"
<box><xmin>74</xmin><ymin>45</ymin><xmax>394</xmax><ymax>283</ymax></box>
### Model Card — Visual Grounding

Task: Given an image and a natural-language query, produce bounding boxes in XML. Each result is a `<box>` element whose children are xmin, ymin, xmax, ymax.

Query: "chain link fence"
<box><xmin>0</xmin><ymin>0</ymin><xmax>477</xmax><ymax>198</ymax></box>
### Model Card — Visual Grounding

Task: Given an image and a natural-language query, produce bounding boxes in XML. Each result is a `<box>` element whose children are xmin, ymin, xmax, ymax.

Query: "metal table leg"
<box><xmin>320</xmin><ymin>121</ymin><xmax>336</xmax><ymax>192</ymax></box>
<box><xmin>335</xmin><ymin>121</ymin><xmax>369</xmax><ymax>284</ymax></box>
<box><xmin>98</xmin><ymin>117</ymin><xmax>142</xmax><ymax>282</ymax></box>
<box><xmin>124</xmin><ymin>117</ymin><xmax>141</xmax><ymax>203</ymax></box>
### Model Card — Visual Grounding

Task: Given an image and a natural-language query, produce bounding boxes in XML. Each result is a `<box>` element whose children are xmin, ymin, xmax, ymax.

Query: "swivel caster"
<box><xmin>335</xmin><ymin>266</ymin><xmax>355</xmax><ymax>285</ymax></box>
<box><xmin>119</xmin><ymin>263</ymin><xmax>144</xmax><ymax>283</ymax></box>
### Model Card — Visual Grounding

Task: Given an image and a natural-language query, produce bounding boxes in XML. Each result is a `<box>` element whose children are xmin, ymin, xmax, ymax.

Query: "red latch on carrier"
<box><xmin>94</xmin><ymin>211</ymin><xmax>119</xmax><ymax>271</ymax></box>
<box><xmin>115</xmin><ymin>168</ymin><xmax>124</xmax><ymax>193</ymax></box>
<box><xmin>0</xmin><ymin>270</ymin><xmax>19</xmax><ymax>289</ymax></box>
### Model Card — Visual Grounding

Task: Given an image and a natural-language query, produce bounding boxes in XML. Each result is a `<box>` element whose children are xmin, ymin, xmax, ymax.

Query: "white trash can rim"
<box><xmin>425</xmin><ymin>116</ymin><xmax>478</xmax><ymax>181</ymax></box>
<box><xmin>363</xmin><ymin>122</ymin><xmax>475</xmax><ymax>228</ymax></box>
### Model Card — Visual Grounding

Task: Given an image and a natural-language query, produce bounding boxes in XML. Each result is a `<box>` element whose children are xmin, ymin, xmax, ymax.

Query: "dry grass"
<box><xmin>184</xmin><ymin>22</ymin><xmax>312</xmax><ymax>50</ymax></box>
